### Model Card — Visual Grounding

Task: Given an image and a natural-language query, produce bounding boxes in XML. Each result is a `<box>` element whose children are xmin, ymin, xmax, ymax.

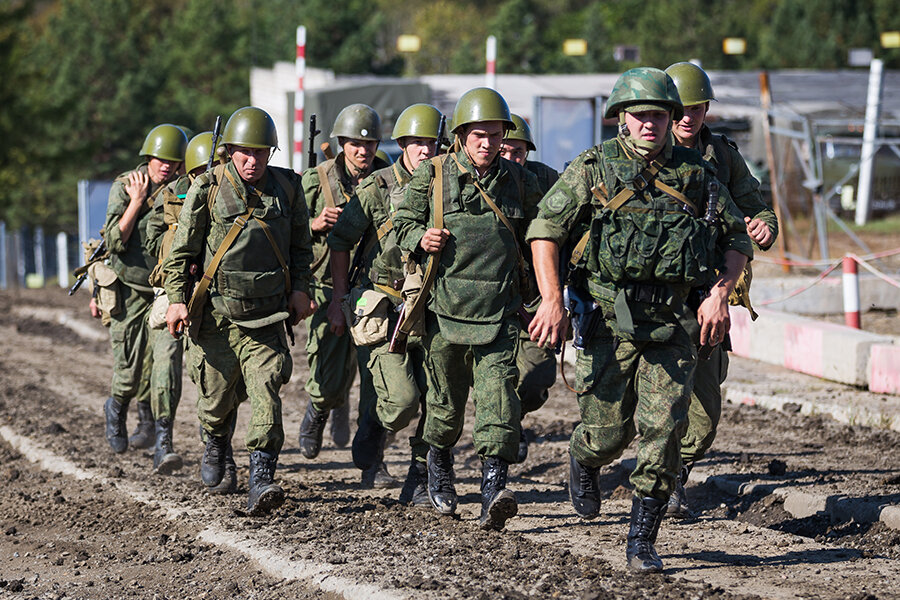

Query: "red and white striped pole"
<box><xmin>292</xmin><ymin>25</ymin><xmax>306</xmax><ymax>173</ymax></box>
<box><xmin>842</xmin><ymin>254</ymin><xmax>861</xmax><ymax>329</ymax></box>
<box><xmin>485</xmin><ymin>35</ymin><xmax>497</xmax><ymax>90</ymax></box>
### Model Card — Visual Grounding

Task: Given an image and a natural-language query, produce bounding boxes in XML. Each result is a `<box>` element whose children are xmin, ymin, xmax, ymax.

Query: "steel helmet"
<box><xmin>375</xmin><ymin>149</ymin><xmax>393</xmax><ymax>165</ymax></box>
<box><xmin>391</xmin><ymin>103</ymin><xmax>443</xmax><ymax>140</ymax></box>
<box><xmin>331</xmin><ymin>104</ymin><xmax>381</xmax><ymax>141</ymax></box>
<box><xmin>605</xmin><ymin>67</ymin><xmax>683</xmax><ymax>121</ymax></box>
<box><xmin>450</xmin><ymin>87</ymin><xmax>514</xmax><ymax>134</ymax></box>
<box><xmin>184</xmin><ymin>131</ymin><xmax>222</xmax><ymax>174</ymax></box>
<box><xmin>665</xmin><ymin>62</ymin><xmax>716</xmax><ymax>107</ymax></box>
<box><xmin>505</xmin><ymin>114</ymin><xmax>536</xmax><ymax>151</ymax></box>
<box><xmin>139</xmin><ymin>124</ymin><xmax>188</xmax><ymax>162</ymax></box>
<box><xmin>221</xmin><ymin>106</ymin><xmax>278</xmax><ymax>149</ymax></box>
<box><xmin>176</xmin><ymin>125</ymin><xmax>196</xmax><ymax>140</ymax></box>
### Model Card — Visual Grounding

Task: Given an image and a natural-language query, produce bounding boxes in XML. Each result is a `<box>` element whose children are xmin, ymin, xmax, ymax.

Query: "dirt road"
<box><xmin>0</xmin><ymin>288</ymin><xmax>897</xmax><ymax>600</ymax></box>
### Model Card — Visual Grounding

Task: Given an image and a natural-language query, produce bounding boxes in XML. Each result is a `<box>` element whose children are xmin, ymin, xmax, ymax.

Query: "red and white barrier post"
<box><xmin>485</xmin><ymin>35</ymin><xmax>497</xmax><ymax>90</ymax></box>
<box><xmin>842</xmin><ymin>254</ymin><xmax>861</xmax><ymax>329</ymax></box>
<box><xmin>292</xmin><ymin>25</ymin><xmax>306</xmax><ymax>173</ymax></box>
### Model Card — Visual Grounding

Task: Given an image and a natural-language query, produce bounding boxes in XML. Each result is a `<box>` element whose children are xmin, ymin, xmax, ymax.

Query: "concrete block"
<box><xmin>782</xmin><ymin>490</ymin><xmax>828</xmax><ymax>519</ymax></box>
<box><xmin>881</xmin><ymin>505</ymin><xmax>900</xmax><ymax>531</ymax></box>
<box><xmin>752</xmin><ymin>274</ymin><xmax>900</xmax><ymax>315</ymax></box>
<box><xmin>869</xmin><ymin>343</ymin><xmax>900</xmax><ymax>395</ymax></box>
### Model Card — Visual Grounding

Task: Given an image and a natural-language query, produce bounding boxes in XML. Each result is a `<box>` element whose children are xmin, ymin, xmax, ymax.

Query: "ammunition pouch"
<box><xmin>148</xmin><ymin>287</ymin><xmax>169</xmax><ymax>330</ymax></box>
<box><xmin>341</xmin><ymin>287</ymin><xmax>391</xmax><ymax>346</ymax></box>
<box><xmin>87</xmin><ymin>260</ymin><xmax>121</xmax><ymax>327</ymax></box>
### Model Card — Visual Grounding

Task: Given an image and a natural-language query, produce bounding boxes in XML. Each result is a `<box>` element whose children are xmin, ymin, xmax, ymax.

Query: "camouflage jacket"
<box><xmin>525</xmin><ymin>159</ymin><xmax>560</xmax><ymax>196</ymax></box>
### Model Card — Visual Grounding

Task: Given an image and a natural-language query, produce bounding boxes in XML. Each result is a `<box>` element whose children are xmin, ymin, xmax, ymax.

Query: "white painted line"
<box><xmin>0</xmin><ymin>425</ymin><xmax>406</xmax><ymax>600</ymax></box>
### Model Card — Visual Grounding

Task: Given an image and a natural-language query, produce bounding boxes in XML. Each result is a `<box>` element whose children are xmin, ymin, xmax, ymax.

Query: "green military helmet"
<box><xmin>221</xmin><ymin>106</ymin><xmax>278</xmax><ymax>149</ymax></box>
<box><xmin>139</xmin><ymin>124</ymin><xmax>188</xmax><ymax>162</ymax></box>
<box><xmin>391</xmin><ymin>103</ymin><xmax>442</xmax><ymax>140</ymax></box>
<box><xmin>665</xmin><ymin>62</ymin><xmax>715</xmax><ymax>107</ymax></box>
<box><xmin>375</xmin><ymin>149</ymin><xmax>393</xmax><ymax>165</ymax></box>
<box><xmin>184</xmin><ymin>131</ymin><xmax>223</xmax><ymax>174</ymax></box>
<box><xmin>331</xmin><ymin>103</ymin><xmax>381</xmax><ymax>141</ymax></box>
<box><xmin>505</xmin><ymin>114</ymin><xmax>536</xmax><ymax>151</ymax></box>
<box><xmin>604</xmin><ymin>67</ymin><xmax>683</xmax><ymax>121</ymax></box>
<box><xmin>176</xmin><ymin>125</ymin><xmax>195</xmax><ymax>140</ymax></box>
<box><xmin>450</xmin><ymin>87</ymin><xmax>514</xmax><ymax>134</ymax></box>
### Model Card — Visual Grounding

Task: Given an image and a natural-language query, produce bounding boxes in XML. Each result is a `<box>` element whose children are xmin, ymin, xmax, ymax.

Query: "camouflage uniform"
<box><xmin>328</xmin><ymin>161</ymin><xmax>430</xmax><ymax>464</ymax></box>
<box><xmin>164</xmin><ymin>161</ymin><xmax>313</xmax><ymax>455</ymax></box>
<box><xmin>393</xmin><ymin>151</ymin><xmax>542</xmax><ymax>463</ymax></box>
<box><xmin>680</xmin><ymin>125</ymin><xmax>778</xmax><ymax>465</ymax></box>
<box><xmin>525</xmin><ymin>138</ymin><xmax>753</xmax><ymax>500</ymax></box>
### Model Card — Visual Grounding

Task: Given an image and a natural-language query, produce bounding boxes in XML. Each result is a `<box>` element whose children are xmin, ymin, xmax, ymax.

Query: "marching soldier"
<box><xmin>526</xmin><ymin>68</ymin><xmax>753</xmax><ymax>571</ymax></box>
<box><xmin>665</xmin><ymin>61</ymin><xmax>779</xmax><ymax>516</ymax></box>
<box><xmin>499</xmin><ymin>113</ymin><xmax>559</xmax><ymax>463</ymax></box>
<box><xmin>298</xmin><ymin>104</ymin><xmax>390</xmax><ymax>459</ymax></box>
<box><xmin>393</xmin><ymin>88</ymin><xmax>543</xmax><ymax>530</ymax></box>
<box><xmin>326</xmin><ymin>103</ymin><xmax>443</xmax><ymax>500</ymax></box>
<box><xmin>164</xmin><ymin>107</ymin><xmax>316</xmax><ymax>515</ymax></box>
<box><xmin>103</xmin><ymin>124</ymin><xmax>187</xmax><ymax>454</ymax></box>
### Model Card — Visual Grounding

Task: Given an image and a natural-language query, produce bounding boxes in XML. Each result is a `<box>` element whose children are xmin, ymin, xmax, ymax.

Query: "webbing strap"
<box><xmin>253</xmin><ymin>217</ymin><xmax>291</xmax><ymax>294</ymax></box>
<box><xmin>187</xmin><ymin>170</ymin><xmax>261</xmax><ymax>318</ymax></box>
<box><xmin>316</xmin><ymin>163</ymin><xmax>336</xmax><ymax>209</ymax></box>
<box><xmin>399</xmin><ymin>155</ymin><xmax>445</xmax><ymax>335</ymax></box>
<box><xmin>373</xmin><ymin>282</ymin><xmax>403</xmax><ymax>299</ymax></box>
<box><xmin>654</xmin><ymin>179</ymin><xmax>697</xmax><ymax>214</ymax></box>
<box><xmin>376</xmin><ymin>219</ymin><xmax>393</xmax><ymax>241</ymax></box>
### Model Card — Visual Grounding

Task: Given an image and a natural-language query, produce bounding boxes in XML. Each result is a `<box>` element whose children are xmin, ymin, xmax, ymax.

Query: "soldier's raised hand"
<box><xmin>125</xmin><ymin>170</ymin><xmax>149</xmax><ymax>205</ymax></box>
<box><xmin>745</xmin><ymin>216</ymin><xmax>773</xmax><ymax>247</ymax></box>
<box><xmin>311</xmin><ymin>207</ymin><xmax>342</xmax><ymax>233</ymax></box>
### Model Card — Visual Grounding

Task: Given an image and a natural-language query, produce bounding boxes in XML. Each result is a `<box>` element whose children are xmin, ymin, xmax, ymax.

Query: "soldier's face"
<box><xmin>623</xmin><ymin>110</ymin><xmax>671</xmax><ymax>145</ymax></box>
<box><xmin>147</xmin><ymin>157</ymin><xmax>181</xmax><ymax>184</ymax></box>
<box><xmin>341</xmin><ymin>138</ymin><xmax>378</xmax><ymax>173</ymax></box>
<box><xmin>400</xmin><ymin>136</ymin><xmax>437</xmax><ymax>172</ymax></box>
<box><xmin>464</xmin><ymin>121</ymin><xmax>504</xmax><ymax>170</ymax></box>
<box><xmin>672</xmin><ymin>103</ymin><xmax>708</xmax><ymax>144</ymax></box>
<box><xmin>228</xmin><ymin>145</ymin><xmax>270</xmax><ymax>183</ymax></box>
<box><xmin>499</xmin><ymin>139</ymin><xmax>529</xmax><ymax>165</ymax></box>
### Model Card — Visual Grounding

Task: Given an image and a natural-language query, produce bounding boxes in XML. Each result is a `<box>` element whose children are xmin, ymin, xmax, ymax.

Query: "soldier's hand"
<box><xmin>125</xmin><ymin>170</ymin><xmax>149</xmax><ymax>205</ymax></box>
<box><xmin>89</xmin><ymin>297</ymin><xmax>101</xmax><ymax>319</ymax></box>
<box><xmin>529</xmin><ymin>297</ymin><xmax>568</xmax><ymax>349</ymax></box>
<box><xmin>288</xmin><ymin>290</ymin><xmax>316</xmax><ymax>324</ymax></box>
<box><xmin>166</xmin><ymin>302</ymin><xmax>189</xmax><ymax>338</ymax></box>
<box><xmin>311</xmin><ymin>207</ymin><xmax>342</xmax><ymax>233</ymax></box>
<box><xmin>696</xmin><ymin>291</ymin><xmax>730</xmax><ymax>348</ymax></box>
<box><xmin>326</xmin><ymin>298</ymin><xmax>346</xmax><ymax>336</ymax></box>
<box><xmin>745</xmin><ymin>216</ymin><xmax>773</xmax><ymax>247</ymax></box>
<box><xmin>420</xmin><ymin>228</ymin><xmax>450</xmax><ymax>253</ymax></box>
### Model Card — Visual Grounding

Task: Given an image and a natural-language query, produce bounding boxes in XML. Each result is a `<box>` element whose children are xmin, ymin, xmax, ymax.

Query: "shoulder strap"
<box><xmin>269</xmin><ymin>168</ymin><xmax>296</xmax><ymax>209</ymax></box>
<box><xmin>316</xmin><ymin>163</ymin><xmax>336</xmax><ymax>209</ymax></box>
<box><xmin>205</xmin><ymin>163</ymin><xmax>228</xmax><ymax>214</ymax></box>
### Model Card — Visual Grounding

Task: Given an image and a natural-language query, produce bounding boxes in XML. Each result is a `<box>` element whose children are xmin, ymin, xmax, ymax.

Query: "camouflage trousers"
<box><xmin>367</xmin><ymin>329</ymin><xmax>429</xmax><ymax>463</ymax></box>
<box><xmin>423</xmin><ymin>313</ymin><xmax>521</xmax><ymax>464</ymax></box>
<box><xmin>680</xmin><ymin>344</ymin><xmax>729</xmax><ymax>464</ymax></box>
<box><xmin>188</xmin><ymin>305</ymin><xmax>292</xmax><ymax>455</ymax></box>
<box><xmin>305</xmin><ymin>285</ymin><xmax>357</xmax><ymax>412</ymax></box>
<box><xmin>516</xmin><ymin>333</ymin><xmax>557</xmax><ymax>416</ymax></box>
<box><xmin>570</xmin><ymin>326</ymin><xmax>695</xmax><ymax>502</ymax></box>
<box><xmin>148</xmin><ymin>327</ymin><xmax>184</xmax><ymax>420</ymax></box>
<box><xmin>108</xmin><ymin>284</ymin><xmax>153</xmax><ymax>407</ymax></box>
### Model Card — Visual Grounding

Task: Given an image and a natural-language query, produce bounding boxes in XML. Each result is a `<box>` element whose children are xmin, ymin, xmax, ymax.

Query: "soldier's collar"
<box><xmin>456</xmin><ymin>149</ymin><xmax>499</xmax><ymax>182</ymax></box>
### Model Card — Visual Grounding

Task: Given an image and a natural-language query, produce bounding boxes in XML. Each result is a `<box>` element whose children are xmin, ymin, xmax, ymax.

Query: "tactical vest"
<box><xmin>109</xmin><ymin>166</ymin><xmax>163</xmax><ymax>292</ymax></box>
<box><xmin>201</xmin><ymin>163</ymin><xmax>297</xmax><ymax>327</ymax></box>
<box><xmin>583</xmin><ymin>139</ymin><xmax>720</xmax><ymax>294</ymax></box>
<box><xmin>363</xmin><ymin>163</ymin><xmax>412</xmax><ymax>300</ymax></box>
<box><xmin>148</xmin><ymin>175</ymin><xmax>191</xmax><ymax>287</ymax></box>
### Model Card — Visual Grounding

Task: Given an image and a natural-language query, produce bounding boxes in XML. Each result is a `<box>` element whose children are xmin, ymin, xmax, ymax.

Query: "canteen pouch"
<box><xmin>88</xmin><ymin>260</ymin><xmax>121</xmax><ymax>326</ymax></box>
<box><xmin>341</xmin><ymin>287</ymin><xmax>391</xmax><ymax>346</ymax></box>
<box><xmin>148</xmin><ymin>287</ymin><xmax>170</xmax><ymax>329</ymax></box>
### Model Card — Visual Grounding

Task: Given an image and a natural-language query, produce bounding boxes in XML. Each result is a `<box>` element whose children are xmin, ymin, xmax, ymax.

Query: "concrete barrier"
<box><xmin>751</xmin><ymin>274</ymin><xmax>900</xmax><ymax>315</ymax></box>
<box><xmin>869</xmin><ymin>344</ymin><xmax>900</xmax><ymax>395</ymax></box>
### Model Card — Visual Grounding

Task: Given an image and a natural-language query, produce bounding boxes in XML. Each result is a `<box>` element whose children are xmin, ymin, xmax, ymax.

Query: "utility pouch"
<box><xmin>87</xmin><ymin>260</ymin><xmax>121</xmax><ymax>326</ymax></box>
<box><xmin>147</xmin><ymin>287</ymin><xmax>169</xmax><ymax>329</ymax></box>
<box><xmin>399</xmin><ymin>261</ymin><xmax>426</xmax><ymax>338</ymax></box>
<box><xmin>341</xmin><ymin>287</ymin><xmax>391</xmax><ymax>346</ymax></box>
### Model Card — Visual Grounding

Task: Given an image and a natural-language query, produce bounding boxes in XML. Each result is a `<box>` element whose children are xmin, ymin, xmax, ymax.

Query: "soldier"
<box><xmin>164</xmin><ymin>107</ymin><xmax>316</xmax><ymax>515</ymax></box>
<box><xmin>326</xmin><ymin>103</ymin><xmax>443</xmax><ymax>500</ymax></box>
<box><xmin>526</xmin><ymin>68</ymin><xmax>753</xmax><ymax>572</ymax></box>
<box><xmin>393</xmin><ymin>88</ymin><xmax>543</xmax><ymax>530</ymax></box>
<box><xmin>103</xmin><ymin>124</ymin><xmax>187</xmax><ymax>454</ymax></box>
<box><xmin>665</xmin><ymin>61</ymin><xmax>779</xmax><ymax>516</ymax></box>
<box><xmin>499</xmin><ymin>113</ymin><xmax>559</xmax><ymax>463</ymax></box>
<box><xmin>298</xmin><ymin>104</ymin><xmax>390</xmax><ymax>459</ymax></box>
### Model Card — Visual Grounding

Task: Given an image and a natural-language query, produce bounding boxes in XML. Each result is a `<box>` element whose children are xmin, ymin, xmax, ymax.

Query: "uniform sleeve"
<box><xmin>103</xmin><ymin>178</ymin><xmax>129</xmax><ymax>254</ymax></box>
<box><xmin>724</xmin><ymin>142</ymin><xmax>779</xmax><ymax>251</ymax></box>
<box><xmin>144</xmin><ymin>190</ymin><xmax>169</xmax><ymax>259</ymax></box>
<box><xmin>714</xmin><ymin>180</ymin><xmax>754</xmax><ymax>261</ymax></box>
<box><xmin>163</xmin><ymin>177</ymin><xmax>211</xmax><ymax>304</ymax></box>
<box><xmin>289</xmin><ymin>175</ymin><xmax>314</xmax><ymax>297</ymax></box>
<box><xmin>525</xmin><ymin>151</ymin><xmax>594</xmax><ymax>246</ymax></box>
<box><xmin>327</xmin><ymin>179</ymin><xmax>376</xmax><ymax>253</ymax></box>
<box><xmin>392</xmin><ymin>161</ymin><xmax>433</xmax><ymax>255</ymax></box>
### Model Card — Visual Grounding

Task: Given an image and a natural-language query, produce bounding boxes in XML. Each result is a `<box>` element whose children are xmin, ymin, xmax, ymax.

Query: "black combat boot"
<box><xmin>330</xmin><ymin>401</ymin><xmax>351</xmax><ymax>448</ymax></box>
<box><xmin>152</xmin><ymin>418</ymin><xmax>183</xmax><ymax>475</ymax></box>
<box><xmin>247</xmin><ymin>451</ymin><xmax>285</xmax><ymax>516</ymax></box>
<box><xmin>200</xmin><ymin>434</ymin><xmax>229</xmax><ymax>487</ymax></box>
<box><xmin>398</xmin><ymin>459</ymin><xmax>429</xmax><ymax>506</ymax></box>
<box><xmin>568</xmin><ymin>451</ymin><xmax>602</xmax><ymax>519</ymax></box>
<box><xmin>667</xmin><ymin>463</ymin><xmax>693</xmax><ymax>519</ymax></box>
<box><xmin>361</xmin><ymin>462</ymin><xmax>399</xmax><ymax>489</ymax></box>
<box><xmin>479</xmin><ymin>457</ymin><xmax>518</xmax><ymax>531</ymax></box>
<box><xmin>626</xmin><ymin>496</ymin><xmax>668</xmax><ymax>573</ymax></box>
<box><xmin>298</xmin><ymin>400</ymin><xmax>329</xmax><ymax>459</ymax></box>
<box><xmin>128</xmin><ymin>402</ymin><xmax>155</xmax><ymax>449</ymax></box>
<box><xmin>351</xmin><ymin>409</ymin><xmax>387</xmax><ymax>471</ymax></box>
<box><xmin>514</xmin><ymin>426</ymin><xmax>529</xmax><ymax>464</ymax></box>
<box><xmin>426</xmin><ymin>446</ymin><xmax>457</xmax><ymax>515</ymax></box>
<box><xmin>104</xmin><ymin>397</ymin><xmax>129</xmax><ymax>454</ymax></box>
<box><xmin>208</xmin><ymin>440</ymin><xmax>237</xmax><ymax>495</ymax></box>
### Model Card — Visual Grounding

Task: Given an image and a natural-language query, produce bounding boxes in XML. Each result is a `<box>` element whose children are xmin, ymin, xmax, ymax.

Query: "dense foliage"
<box><xmin>3</xmin><ymin>0</ymin><xmax>899</xmax><ymax>230</ymax></box>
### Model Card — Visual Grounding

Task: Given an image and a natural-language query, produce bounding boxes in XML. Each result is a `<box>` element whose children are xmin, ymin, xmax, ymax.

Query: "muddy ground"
<box><xmin>0</xmin><ymin>286</ymin><xmax>898</xmax><ymax>600</ymax></box>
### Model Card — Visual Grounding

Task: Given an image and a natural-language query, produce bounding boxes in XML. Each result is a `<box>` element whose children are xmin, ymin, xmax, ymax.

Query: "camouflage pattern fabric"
<box><xmin>524</xmin><ymin>160</ymin><xmax>560</xmax><ymax>197</ymax></box>
<box><xmin>680</xmin><ymin>343</ymin><xmax>728</xmax><ymax>464</ymax></box>
<box><xmin>148</xmin><ymin>326</ymin><xmax>183</xmax><ymax>420</ymax></box>
<box><xmin>516</xmin><ymin>336</ymin><xmax>556</xmax><ymax>415</ymax></box>
<box><xmin>108</xmin><ymin>283</ymin><xmax>153</xmax><ymax>405</ymax></box>
<box><xmin>104</xmin><ymin>163</ymin><xmax>160</xmax><ymax>292</ymax></box>
<box><xmin>305</xmin><ymin>284</ymin><xmax>357</xmax><ymax>414</ymax></box>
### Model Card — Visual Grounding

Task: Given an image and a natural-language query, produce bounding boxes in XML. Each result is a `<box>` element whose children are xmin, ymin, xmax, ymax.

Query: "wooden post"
<box><xmin>759</xmin><ymin>71</ymin><xmax>791</xmax><ymax>273</ymax></box>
